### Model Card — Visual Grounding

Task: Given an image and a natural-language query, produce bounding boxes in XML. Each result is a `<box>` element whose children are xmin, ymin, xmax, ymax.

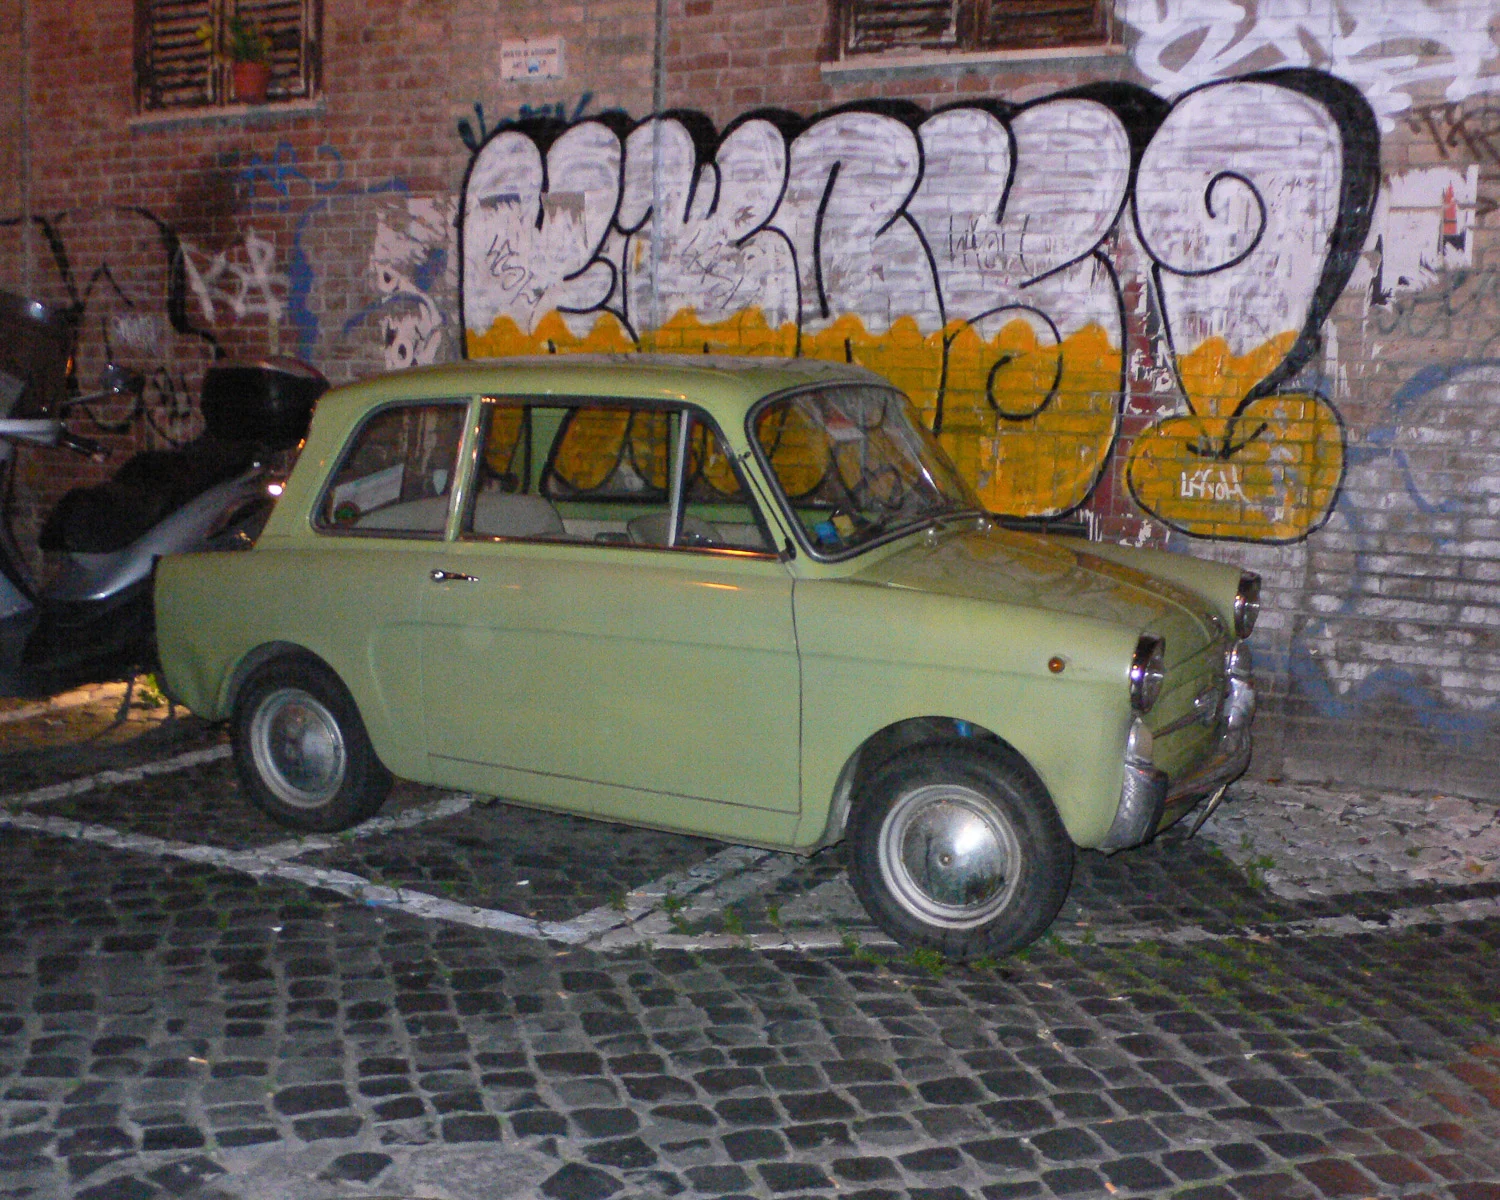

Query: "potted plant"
<box><xmin>198</xmin><ymin>15</ymin><xmax>273</xmax><ymax>104</ymax></box>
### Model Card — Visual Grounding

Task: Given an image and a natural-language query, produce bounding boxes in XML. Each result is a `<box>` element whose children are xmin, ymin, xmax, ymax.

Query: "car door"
<box><xmin>305</xmin><ymin>397</ymin><xmax>471</xmax><ymax>772</ymax></box>
<box><xmin>419</xmin><ymin>397</ymin><xmax>802</xmax><ymax>827</ymax></box>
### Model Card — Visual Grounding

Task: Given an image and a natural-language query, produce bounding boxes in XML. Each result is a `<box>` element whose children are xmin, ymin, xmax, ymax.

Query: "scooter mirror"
<box><xmin>99</xmin><ymin>363</ymin><xmax>143</xmax><ymax>396</ymax></box>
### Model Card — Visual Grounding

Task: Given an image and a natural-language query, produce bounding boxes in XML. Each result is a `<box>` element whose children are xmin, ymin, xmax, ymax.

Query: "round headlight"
<box><xmin>1234</xmin><ymin>571</ymin><xmax>1261</xmax><ymax>638</ymax></box>
<box><xmin>1130</xmin><ymin>635</ymin><xmax>1166</xmax><ymax>713</ymax></box>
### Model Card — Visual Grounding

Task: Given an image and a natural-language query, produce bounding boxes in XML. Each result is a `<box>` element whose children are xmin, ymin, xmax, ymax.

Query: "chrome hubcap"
<box><xmin>878</xmin><ymin>784</ymin><xmax>1019</xmax><ymax>928</ymax></box>
<box><xmin>249</xmin><ymin>688</ymin><xmax>346</xmax><ymax>809</ymax></box>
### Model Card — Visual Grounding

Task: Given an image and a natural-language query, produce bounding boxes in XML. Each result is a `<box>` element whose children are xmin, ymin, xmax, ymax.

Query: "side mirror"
<box><xmin>99</xmin><ymin>363</ymin><xmax>143</xmax><ymax>396</ymax></box>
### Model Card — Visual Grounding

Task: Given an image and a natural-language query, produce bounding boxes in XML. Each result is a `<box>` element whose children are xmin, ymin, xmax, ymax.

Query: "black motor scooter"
<box><xmin>0</xmin><ymin>290</ymin><xmax>328</xmax><ymax>697</ymax></box>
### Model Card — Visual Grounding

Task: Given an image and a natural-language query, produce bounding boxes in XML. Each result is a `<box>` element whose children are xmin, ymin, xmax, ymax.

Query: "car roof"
<box><xmin>316</xmin><ymin>354</ymin><xmax>893</xmax><ymax>425</ymax></box>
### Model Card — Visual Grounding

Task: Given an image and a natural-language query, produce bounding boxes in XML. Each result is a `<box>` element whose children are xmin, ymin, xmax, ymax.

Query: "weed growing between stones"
<box><xmin>904</xmin><ymin>946</ymin><xmax>948</xmax><ymax>977</ymax></box>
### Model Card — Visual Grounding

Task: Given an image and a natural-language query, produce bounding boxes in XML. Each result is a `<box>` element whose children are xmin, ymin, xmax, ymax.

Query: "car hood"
<box><xmin>849</xmin><ymin>525</ymin><xmax>1224</xmax><ymax>659</ymax></box>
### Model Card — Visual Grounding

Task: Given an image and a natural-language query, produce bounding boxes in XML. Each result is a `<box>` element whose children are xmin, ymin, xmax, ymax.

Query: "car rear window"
<box><xmin>315</xmin><ymin>400</ymin><xmax>468</xmax><ymax>538</ymax></box>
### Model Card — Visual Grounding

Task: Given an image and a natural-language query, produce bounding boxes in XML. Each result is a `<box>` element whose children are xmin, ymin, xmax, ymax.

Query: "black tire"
<box><xmin>231</xmin><ymin>656</ymin><xmax>393</xmax><ymax>833</ymax></box>
<box><xmin>847</xmin><ymin>740</ymin><xmax>1075</xmax><ymax>960</ymax></box>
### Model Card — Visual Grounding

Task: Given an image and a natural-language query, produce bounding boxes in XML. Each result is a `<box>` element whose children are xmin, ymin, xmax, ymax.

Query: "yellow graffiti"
<box><xmin>751</xmin><ymin>401</ymin><xmax>827</xmax><ymax>499</ymax></box>
<box><xmin>469</xmin><ymin>311</ymin><xmax>1340</xmax><ymax>540</ymax></box>
<box><xmin>468</xmin><ymin>310</ymin><xmax>638</xmax><ymax>357</ymax></box>
<box><xmin>1126</xmin><ymin>335</ymin><xmax>1344</xmax><ymax>542</ymax></box>
<box><xmin>947</xmin><ymin>322</ymin><xmax>1119</xmax><ymax>518</ymax></box>
<box><xmin>551</xmin><ymin>408</ymin><xmax>669</xmax><ymax>492</ymax></box>
<box><xmin>483</xmin><ymin>405</ymin><xmax>526</xmax><ymax>478</ymax></box>
<box><xmin>468</xmin><ymin>308</ymin><xmax>1123</xmax><ymax>517</ymax></box>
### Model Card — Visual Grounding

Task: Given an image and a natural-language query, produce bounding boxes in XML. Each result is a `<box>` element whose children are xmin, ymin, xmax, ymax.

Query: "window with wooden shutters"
<box><xmin>839</xmin><ymin>0</ymin><xmax>1109</xmax><ymax>56</ymax></box>
<box><xmin>135</xmin><ymin>0</ymin><xmax>321</xmax><ymax>112</ymax></box>
<box><xmin>844</xmin><ymin>0</ymin><xmax>960</xmax><ymax>53</ymax></box>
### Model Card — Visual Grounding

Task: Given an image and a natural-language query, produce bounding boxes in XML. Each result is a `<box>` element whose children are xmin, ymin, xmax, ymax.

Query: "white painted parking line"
<box><xmin>561</xmin><ymin>845</ymin><xmax>796</xmax><ymax>942</ymax></box>
<box><xmin>0</xmin><ymin>806</ymin><xmax>570</xmax><ymax>940</ymax></box>
<box><xmin>9</xmin><ymin>796</ymin><xmax>1500</xmax><ymax>953</ymax></box>
<box><xmin>639</xmin><ymin>927</ymin><xmax>897</xmax><ymax>953</ymax></box>
<box><xmin>256</xmin><ymin>792</ymin><xmax>481</xmax><ymax>861</ymax></box>
<box><xmin>0</xmin><ymin>802</ymin><xmax>811</xmax><ymax>947</ymax></box>
<box><xmin>0</xmin><ymin>744</ymin><xmax>232</xmax><ymax>809</ymax></box>
<box><xmin>4</xmin><ymin>747</ymin><xmax>1498</xmax><ymax>954</ymax></box>
<box><xmin>0</xmin><ymin>745</ymin><xmax>805</xmax><ymax>946</ymax></box>
<box><xmin>1094</xmin><ymin>892</ymin><xmax>1500</xmax><ymax>944</ymax></box>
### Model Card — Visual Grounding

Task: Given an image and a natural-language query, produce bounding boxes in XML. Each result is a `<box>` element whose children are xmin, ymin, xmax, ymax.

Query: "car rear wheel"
<box><xmin>848</xmin><ymin>741</ymin><xmax>1074</xmax><ymax>960</ymax></box>
<box><xmin>232</xmin><ymin>656</ymin><xmax>392</xmax><ymax>832</ymax></box>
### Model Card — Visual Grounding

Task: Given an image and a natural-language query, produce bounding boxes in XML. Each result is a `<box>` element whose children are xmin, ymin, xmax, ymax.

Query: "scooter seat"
<box><xmin>39</xmin><ymin>437</ymin><xmax>258</xmax><ymax>554</ymax></box>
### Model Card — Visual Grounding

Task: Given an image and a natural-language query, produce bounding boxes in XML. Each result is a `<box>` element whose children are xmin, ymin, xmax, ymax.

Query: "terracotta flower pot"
<box><xmin>232</xmin><ymin>60</ymin><xmax>271</xmax><ymax>104</ymax></box>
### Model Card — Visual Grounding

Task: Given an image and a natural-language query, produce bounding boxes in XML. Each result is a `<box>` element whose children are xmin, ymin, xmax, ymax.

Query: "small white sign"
<box><xmin>501</xmin><ymin>37</ymin><xmax>565</xmax><ymax>81</ymax></box>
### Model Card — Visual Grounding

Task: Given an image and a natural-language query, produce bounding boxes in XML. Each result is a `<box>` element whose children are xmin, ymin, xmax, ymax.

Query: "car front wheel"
<box><xmin>232</xmin><ymin>656</ymin><xmax>392</xmax><ymax>832</ymax></box>
<box><xmin>848</xmin><ymin>742</ymin><xmax>1075</xmax><ymax>960</ymax></box>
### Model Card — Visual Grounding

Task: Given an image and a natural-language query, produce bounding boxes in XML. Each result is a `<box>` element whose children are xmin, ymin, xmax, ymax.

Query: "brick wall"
<box><xmin>4</xmin><ymin>0</ymin><xmax>1500</xmax><ymax>799</ymax></box>
<box><xmin>0</xmin><ymin>1</ymin><xmax>23</xmax><ymax>222</ymax></box>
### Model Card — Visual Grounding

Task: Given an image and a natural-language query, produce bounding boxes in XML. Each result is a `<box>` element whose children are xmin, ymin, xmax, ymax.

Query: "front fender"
<box><xmin>790</xmin><ymin>578</ymin><xmax>1137</xmax><ymax>849</ymax></box>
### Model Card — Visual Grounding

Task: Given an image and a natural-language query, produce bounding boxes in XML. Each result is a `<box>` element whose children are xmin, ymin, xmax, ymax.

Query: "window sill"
<box><xmin>821</xmin><ymin>42</ymin><xmax>1125</xmax><ymax>79</ymax></box>
<box><xmin>128</xmin><ymin>96</ymin><xmax>324</xmax><ymax>133</ymax></box>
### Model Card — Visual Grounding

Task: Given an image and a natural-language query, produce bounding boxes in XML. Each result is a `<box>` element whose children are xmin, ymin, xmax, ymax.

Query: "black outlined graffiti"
<box><xmin>0</xmin><ymin>207</ymin><xmax>222</xmax><ymax>446</ymax></box>
<box><xmin>457</xmin><ymin>94</ymin><xmax>597</xmax><ymax>153</ymax></box>
<box><xmin>458</xmin><ymin>71</ymin><xmax>1380</xmax><ymax>542</ymax></box>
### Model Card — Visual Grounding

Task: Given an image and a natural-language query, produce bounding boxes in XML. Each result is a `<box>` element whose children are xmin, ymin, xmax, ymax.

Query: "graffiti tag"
<box><xmin>456</xmin><ymin>95</ymin><xmax>595</xmax><ymax>153</ymax></box>
<box><xmin>1122</xmin><ymin>0</ymin><xmax>1500</xmax><ymax>131</ymax></box>
<box><xmin>459</xmin><ymin>72</ymin><xmax>1378</xmax><ymax>544</ymax></box>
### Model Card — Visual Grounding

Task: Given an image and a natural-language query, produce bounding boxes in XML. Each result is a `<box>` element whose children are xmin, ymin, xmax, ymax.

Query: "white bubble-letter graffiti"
<box><xmin>617</xmin><ymin>117</ymin><xmax>796</xmax><ymax>332</ymax></box>
<box><xmin>1135</xmin><ymin>79</ymin><xmax>1343</xmax><ymax>361</ymax></box>
<box><xmin>775</xmin><ymin>111</ymin><xmax>938</xmax><ymax>336</ymax></box>
<box><xmin>463</xmin><ymin>122</ymin><xmax>622</xmax><ymax>338</ymax></box>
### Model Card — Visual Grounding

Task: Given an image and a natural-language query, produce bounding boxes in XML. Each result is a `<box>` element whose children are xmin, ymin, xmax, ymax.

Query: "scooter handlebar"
<box><xmin>0</xmin><ymin>417</ymin><xmax>63</xmax><ymax>447</ymax></box>
<box><xmin>0</xmin><ymin>418</ymin><xmax>107</xmax><ymax>459</ymax></box>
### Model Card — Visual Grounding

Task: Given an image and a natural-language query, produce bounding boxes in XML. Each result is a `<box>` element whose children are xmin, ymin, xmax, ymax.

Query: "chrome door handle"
<box><xmin>430</xmin><ymin>569</ymin><xmax>479</xmax><ymax>583</ymax></box>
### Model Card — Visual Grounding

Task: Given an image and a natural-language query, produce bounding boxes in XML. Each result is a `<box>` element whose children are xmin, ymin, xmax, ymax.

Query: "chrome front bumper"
<box><xmin>1099</xmin><ymin>671</ymin><xmax>1255</xmax><ymax>853</ymax></box>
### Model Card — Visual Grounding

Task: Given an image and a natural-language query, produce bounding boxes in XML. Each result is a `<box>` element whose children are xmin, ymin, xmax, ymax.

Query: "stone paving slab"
<box><xmin>2</xmin><ymin>827</ymin><xmax>1499</xmax><ymax>1200</ymax></box>
<box><xmin>0</xmin><ymin>682</ymin><xmax>131</xmax><ymax>726</ymax></box>
<box><xmin>1200</xmin><ymin>781</ymin><xmax>1500</xmax><ymax>898</ymax></box>
<box><xmin>1</xmin><ymin>685</ymin><xmax>1499</xmax><ymax>1198</ymax></box>
<box><xmin>0</xmin><ymin>690</ymin><xmax>221</xmax><ymax>797</ymax></box>
<box><xmin>300</xmin><ymin>801</ymin><xmax>725</xmax><ymax>926</ymax></box>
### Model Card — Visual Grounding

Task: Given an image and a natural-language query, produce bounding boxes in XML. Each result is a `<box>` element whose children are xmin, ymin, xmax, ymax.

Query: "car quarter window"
<box><xmin>315</xmin><ymin>401</ymin><xmax>469</xmax><ymax>537</ymax></box>
<box><xmin>465</xmin><ymin>398</ymin><xmax>774</xmax><ymax>554</ymax></box>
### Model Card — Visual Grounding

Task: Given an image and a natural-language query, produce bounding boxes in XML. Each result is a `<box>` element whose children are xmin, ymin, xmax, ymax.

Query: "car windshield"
<box><xmin>751</xmin><ymin>384</ymin><xmax>982</xmax><ymax>557</ymax></box>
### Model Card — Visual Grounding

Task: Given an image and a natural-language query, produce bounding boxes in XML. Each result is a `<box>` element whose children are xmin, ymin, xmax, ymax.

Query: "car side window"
<box><xmin>465</xmin><ymin>399</ymin><xmax>773</xmax><ymax>554</ymax></box>
<box><xmin>679</xmin><ymin>420</ymin><xmax>773</xmax><ymax>552</ymax></box>
<box><xmin>316</xmin><ymin>401</ymin><xmax>468</xmax><ymax>537</ymax></box>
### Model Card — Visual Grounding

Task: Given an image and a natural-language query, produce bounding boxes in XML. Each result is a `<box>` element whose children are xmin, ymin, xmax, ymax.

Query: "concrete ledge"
<box><xmin>128</xmin><ymin>96</ymin><xmax>325</xmax><ymax>133</ymax></box>
<box><xmin>821</xmin><ymin>43</ymin><xmax>1126</xmax><ymax>80</ymax></box>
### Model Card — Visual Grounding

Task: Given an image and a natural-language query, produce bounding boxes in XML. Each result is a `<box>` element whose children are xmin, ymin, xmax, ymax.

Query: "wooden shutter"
<box><xmin>973</xmin><ymin>0</ymin><xmax>1108</xmax><ymax>49</ymax></box>
<box><xmin>135</xmin><ymin>0</ymin><xmax>319</xmax><ymax>110</ymax></box>
<box><xmin>136</xmin><ymin>0</ymin><xmax>216</xmax><ymax>110</ymax></box>
<box><xmin>234</xmin><ymin>0</ymin><xmax>319</xmax><ymax>99</ymax></box>
<box><xmin>842</xmin><ymin>0</ymin><xmax>961</xmax><ymax>53</ymax></box>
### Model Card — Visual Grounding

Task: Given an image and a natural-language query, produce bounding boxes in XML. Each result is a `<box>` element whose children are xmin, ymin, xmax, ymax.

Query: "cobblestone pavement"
<box><xmin>1</xmin><ymin>689</ymin><xmax>1498</xmax><ymax>1200</ymax></box>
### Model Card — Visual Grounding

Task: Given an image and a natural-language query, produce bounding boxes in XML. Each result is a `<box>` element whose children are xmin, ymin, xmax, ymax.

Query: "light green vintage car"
<box><xmin>156</xmin><ymin>355</ymin><xmax>1258</xmax><ymax>958</ymax></box>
